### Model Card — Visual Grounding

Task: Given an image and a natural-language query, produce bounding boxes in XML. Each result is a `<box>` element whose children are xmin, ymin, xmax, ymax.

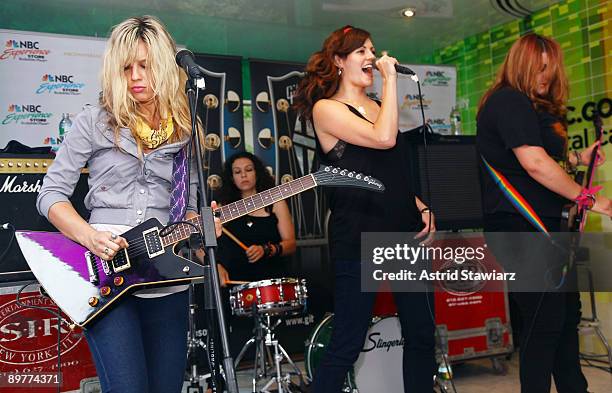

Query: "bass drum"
<box><xmin>305</xmin><ymin>314</ymin><xmax>404</xmax><ymax>392</ymax></box>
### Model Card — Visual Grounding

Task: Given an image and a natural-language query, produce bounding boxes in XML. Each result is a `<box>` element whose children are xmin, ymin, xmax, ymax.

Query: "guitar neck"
<box><xmin>161</xmin><ymin>174</ymin><xmax>317</xmax><ymax>247</ymax></box>
<box><xmin>583</xmin><ymin>115</ymin><xmax>604</xmax><ymax>189</ymax></box>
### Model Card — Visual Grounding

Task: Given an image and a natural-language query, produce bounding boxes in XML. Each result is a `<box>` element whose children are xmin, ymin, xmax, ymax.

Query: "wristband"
<box><xmin>262</xmin><ymin>244</ymin><xmax>271</xmax><ymax>258</ymax></box>
<box><xmin>575</xmin><ymin>186</ymin><xmax>602</xmax><ymax>210</ymax></box>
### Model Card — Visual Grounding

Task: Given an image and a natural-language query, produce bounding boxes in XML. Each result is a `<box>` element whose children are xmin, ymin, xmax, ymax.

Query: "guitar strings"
<box><xmin>106</xmin><ymin>171</ymin><xmax>374</xmax><ymax>261</ymax></box>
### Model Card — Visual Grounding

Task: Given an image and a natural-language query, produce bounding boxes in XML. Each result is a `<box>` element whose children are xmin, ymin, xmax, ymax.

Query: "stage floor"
<box><xmin>182</xmin><ymin>353</ymin><xmax>612</xmax><ymax>392</ymax></box>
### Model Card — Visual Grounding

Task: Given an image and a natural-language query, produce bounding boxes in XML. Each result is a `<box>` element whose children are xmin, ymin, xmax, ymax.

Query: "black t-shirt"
<box><xmin>476</xmin><ymin>87</ymin><xmax>569</xmax><ymax>219</ymax></box>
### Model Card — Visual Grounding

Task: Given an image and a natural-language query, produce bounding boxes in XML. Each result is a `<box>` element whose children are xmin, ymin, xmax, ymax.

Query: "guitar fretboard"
<box><xmin>161</xmin><ymin>174</ymin><xmax>317</xmax><ymax>247</ymax></box>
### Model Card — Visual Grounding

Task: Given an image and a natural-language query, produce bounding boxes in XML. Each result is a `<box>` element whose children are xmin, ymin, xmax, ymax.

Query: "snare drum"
<box><xmin>229</xmin><ymin>278</ymin><xmax>307</xmax><ymax>317</ymax></box>
<box><xmin>305</xmin><ymin>314</ymin><xmax>404</xmax><ymax>392</ymax></box>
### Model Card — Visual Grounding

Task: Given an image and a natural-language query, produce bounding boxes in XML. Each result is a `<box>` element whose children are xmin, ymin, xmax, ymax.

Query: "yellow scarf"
<box><xmin>134</xmin><ymin>115</ymin><xmax>174</xmax><ymax>149</ymax></box>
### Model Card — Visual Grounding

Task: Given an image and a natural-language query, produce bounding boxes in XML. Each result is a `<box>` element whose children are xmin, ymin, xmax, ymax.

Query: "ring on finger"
<box><xmin>104</xmin><ymin>247</ymin><xmax>110</xmax><ymax>255</ymax></box>
<box><xmin>111</xmin><ymin>233</ymin><xmax>118</xmax><ymax>241</ymax></box>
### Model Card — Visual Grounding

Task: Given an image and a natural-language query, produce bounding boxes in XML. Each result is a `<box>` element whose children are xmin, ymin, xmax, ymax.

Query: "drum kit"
<box><xmin>185</xmin><ymin>276</ymin><xmax>309</xmax><ymax>393</ymax></box>
<box><xmin>230</xmin><ymin>278</ymin><xmax>309</xmax><ymax>393</ymax></box>
<box><xmin>186</xmin><ymin>279</ymin><xmax>445</xmax><ymax>393</ymax></box>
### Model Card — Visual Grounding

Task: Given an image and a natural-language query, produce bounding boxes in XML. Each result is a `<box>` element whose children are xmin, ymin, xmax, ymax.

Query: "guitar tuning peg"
<box><xmin>348</xmin><ymin>172</ymin><xmax>354</xmax><ymax>177</ymax></box>
<box><xmin>332</xmin><ymin>168</ymin><xmax>339</xmax><ymax>174</ymax></box>
<box><xmin>356</xmin><ymin>173</ymin><xmax>362</xmax><ymax>179</ymax></box>
<box><xmin>340</xmin><ymin>169</ymin><xmax>347</xmax><ymax>175</ymax></box>
<box><xmin>324</xmin><ymin>166</ymin><xmax>331</xmax><ymax>172</ymax></box>
<box><xmin>364</xmin><ymin>176</ymin><xmax>370</xmax><ymax>181</ymax></box>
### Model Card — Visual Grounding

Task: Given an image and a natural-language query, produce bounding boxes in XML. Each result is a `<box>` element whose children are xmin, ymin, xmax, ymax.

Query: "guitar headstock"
<box><xmin>312</xmin><ymin>165</ymin><xmax>385</xmax><ymax>192</ymax></box>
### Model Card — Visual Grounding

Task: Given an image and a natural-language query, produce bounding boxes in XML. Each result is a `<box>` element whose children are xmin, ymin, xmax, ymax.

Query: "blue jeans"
<box><xmin>84</xmin><ymin>290</ymin><xmax>189</xmax><ymax>393</ymax></box>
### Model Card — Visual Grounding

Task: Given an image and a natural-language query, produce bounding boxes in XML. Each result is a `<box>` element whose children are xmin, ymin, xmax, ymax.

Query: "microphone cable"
<box><xmin>0</xmin><ymin>223</ymin><xmax>15</xmax><ymax>262</ymax></box>
<box><xmin>413</xmin><ymin>73</ymin><xmax>459</xmax><ymax>393</ymax></box>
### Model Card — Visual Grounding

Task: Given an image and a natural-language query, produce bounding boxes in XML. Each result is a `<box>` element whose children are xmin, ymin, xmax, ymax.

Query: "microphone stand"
<box><xmin>185</xmin><ymin>75</ymin><xmax>240</xmax><ymax>393</ymax></box>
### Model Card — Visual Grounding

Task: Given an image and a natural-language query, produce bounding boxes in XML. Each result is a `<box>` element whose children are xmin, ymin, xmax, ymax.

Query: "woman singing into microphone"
<box><xmin>294</xmin><ymin>25</ymin><xmax>436</xmax><ymax>392</ymax></box>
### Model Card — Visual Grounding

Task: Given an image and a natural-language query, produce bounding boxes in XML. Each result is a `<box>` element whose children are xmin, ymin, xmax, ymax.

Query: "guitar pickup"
<box><xmin>143</xmin><ymin>227</ymin><xmax>165</xmax><ymax>258</ymax></box>
<box><xmin>111</xmin><ymin>249</ymin><xmax>131</xmax><ymax>273</ymax></box>
<box><xmin>84</xmin><ymin>251</ymin><xmax>99</xmax><ymax>284</ymax></box>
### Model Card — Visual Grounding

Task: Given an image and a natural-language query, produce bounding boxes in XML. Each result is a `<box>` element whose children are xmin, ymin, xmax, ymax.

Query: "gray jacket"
<box><xmin>37</xmin><ymin>105</ymin><xmax>198</xmax><ymax>226</ymax></box>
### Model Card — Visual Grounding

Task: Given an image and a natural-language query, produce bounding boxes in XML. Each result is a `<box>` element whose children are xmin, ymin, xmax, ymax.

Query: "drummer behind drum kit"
<box><xmin>230</xmin><ymin>278</ymin><xmax>309</xmax><ymax>393</ymax></box>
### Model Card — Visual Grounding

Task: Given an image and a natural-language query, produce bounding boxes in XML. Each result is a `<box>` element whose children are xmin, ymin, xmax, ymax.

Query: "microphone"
<box><xmin>374</xmin><ymin>59</ymin><xmax>416</xmax><ymax>76</ymax></box>
<box><xmin>175</xmin><ymin>49</ymin><xmax>206</xmax><ymax>88</ymax></box>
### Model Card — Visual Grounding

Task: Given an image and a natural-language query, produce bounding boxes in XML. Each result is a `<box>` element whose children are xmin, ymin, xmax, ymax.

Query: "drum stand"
<box><xmin>235</xmin><ymin>310</ymin><xmax>306</xmax><ymax>393</ymax></box>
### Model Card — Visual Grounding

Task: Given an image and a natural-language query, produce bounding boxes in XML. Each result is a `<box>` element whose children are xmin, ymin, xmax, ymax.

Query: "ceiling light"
<box><xmin>401</xmin><ymin>7</ymin><xmax>415</xmax><ymax>18</ymax></box>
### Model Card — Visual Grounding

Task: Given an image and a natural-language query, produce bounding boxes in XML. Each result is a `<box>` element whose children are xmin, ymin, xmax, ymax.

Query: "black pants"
<box><xmin>513</xmin><ymin>291</ymin><xmax>587</xmax><ymax>393</ymax></box>
<box><xmin>485</xmin><ymin>213</ymin><xmax>588</xmax><ymax>393</ymax></box>
<box><xmin>311</xmin><ymin>259</ymin><xmax>436</xmax><ymax>393</ymax></box>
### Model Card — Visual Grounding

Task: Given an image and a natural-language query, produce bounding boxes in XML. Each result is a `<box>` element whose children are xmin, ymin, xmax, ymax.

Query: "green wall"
<box><xmin>419</xmin><ymin>0</ymin><xmax>610</xmax><ymax>138</ymax></box>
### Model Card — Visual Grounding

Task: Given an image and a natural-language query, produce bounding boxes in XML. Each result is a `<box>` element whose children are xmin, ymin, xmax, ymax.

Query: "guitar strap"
<box><xmin>168</xmin><ymin>143</ymin><xmax>190</xmax><ymax>223</ymax></box>
<box><xmin>481</xmin><ymin>156</ymin><xmax>550</xmax><ymax>235</ymax></box>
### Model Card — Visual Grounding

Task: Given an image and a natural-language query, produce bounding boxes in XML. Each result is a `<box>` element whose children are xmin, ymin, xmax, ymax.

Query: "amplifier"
<box><xmin>403</xmin><ymin>133</ymin><xmax>484</xmax><ymax>230</ymax></box>
<box><xmin>0</xmin><ymin>155</ymin><xmax>89</xmax><ymax>283</ymax></box>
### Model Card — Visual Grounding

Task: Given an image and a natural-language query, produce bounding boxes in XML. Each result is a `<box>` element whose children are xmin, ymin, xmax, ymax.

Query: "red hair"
<box><xmin>293</xmin><ymin>25</ymin><xmax>371</xmax><ymax>120</ymax></box>
<box><xmin>478</xmin><ymin>33</ymin><xmax>568</xmax><ymax>122</ymax></box>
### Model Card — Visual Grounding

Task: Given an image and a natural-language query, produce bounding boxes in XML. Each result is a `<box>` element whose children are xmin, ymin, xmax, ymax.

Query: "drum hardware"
<box><xmin>231</xmin><ymin>278</ymin><xmax>309</xmax><ymax>392</ymax></box>
<box><xmin>234</xmin><ymin>309</ymin><xmax>306</xmax><ymax>393</ymax></box>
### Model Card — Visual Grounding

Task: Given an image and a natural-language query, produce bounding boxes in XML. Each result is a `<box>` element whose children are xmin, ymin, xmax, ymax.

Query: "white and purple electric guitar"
<box><xmin>16</xmin><ymin>166</ymin><xmax>384</xmax><ymax>327</ymax></box>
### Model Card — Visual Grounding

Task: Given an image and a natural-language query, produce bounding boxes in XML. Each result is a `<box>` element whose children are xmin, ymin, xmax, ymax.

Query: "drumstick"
<box><xmin>222</xmin><ymin>227</ymin><xmax>248</xmax><ymax>251</ymax></box>
<box><xmin>226</xmin><ymin>280</ymin><xmax>249</xmax><ymax>285</ymax></box>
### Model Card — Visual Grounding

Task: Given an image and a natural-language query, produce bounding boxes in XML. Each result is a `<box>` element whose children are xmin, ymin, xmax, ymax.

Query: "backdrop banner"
<box><xmin>0</xmin><ymin>30</ymin><xmax>106</xmax><ymax>150</ymax></box>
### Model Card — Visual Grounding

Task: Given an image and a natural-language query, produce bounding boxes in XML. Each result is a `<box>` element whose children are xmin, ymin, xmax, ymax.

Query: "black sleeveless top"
<box><xmin>315</xmin><ymin>102</ymin><xmax>422</xmax><ymax>261</ymax></box>
<box><xmin>217</xmin><ymin>213</ymin><xmax>288</xmax><ymax>282</ymax></box>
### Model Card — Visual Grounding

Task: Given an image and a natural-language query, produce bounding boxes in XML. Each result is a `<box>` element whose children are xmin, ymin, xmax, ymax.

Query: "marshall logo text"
<box><xmin>0</xmin><ymin>176</ymin><xmax>42</xmax><ymax>193</ymax></box>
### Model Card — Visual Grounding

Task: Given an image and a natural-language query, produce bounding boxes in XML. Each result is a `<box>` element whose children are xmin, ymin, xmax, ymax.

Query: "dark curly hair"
<box><xmin>219</xmin><ymin>152</ymin><xmax>276</xmax><ymax>210</ymax></box>
<box><xmin>293</xmin><ymin>25</ymin><xmax>371</xmax><ymax>121</ymax></box>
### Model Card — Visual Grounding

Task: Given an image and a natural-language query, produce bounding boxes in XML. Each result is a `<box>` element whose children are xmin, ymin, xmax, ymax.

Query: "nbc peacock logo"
<box><xmin>2</xmin><ymin>103</ymin><xmax>53</xmax><ymax>125</ymax></box>
<box><xmin>37</xmin><ymin>73</ymin><xmax>85</xmax><ymax>95</ymax></box>
<box><xmin>0</xmin><ymin>39</ymin><xmax>50</xmax><ymax>61</ymax></box>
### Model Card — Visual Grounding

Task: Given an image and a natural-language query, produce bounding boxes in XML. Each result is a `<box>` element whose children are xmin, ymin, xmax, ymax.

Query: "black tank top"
<box><xmin>217</xmin><ymin>213</ymin><xmax>288</xmax><ymax>282</ymax></box>
<box><xmin>315</xmin><ymin>102</ymin><xmax>422</xmax><ymax>261</ymax></box>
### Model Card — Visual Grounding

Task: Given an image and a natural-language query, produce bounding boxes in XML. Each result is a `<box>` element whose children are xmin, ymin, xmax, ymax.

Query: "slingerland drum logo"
<box><xmin>0</xmin><ymin>295</ymin><xmax>83</xmax><ymax>365</ymax></box>
<box><xmin>1</xmin><ymin>104</ymin><xmax>53</xmax><ymax>125</ymax></box>
<box><xmin>1</xmin><ymin>40</ymin><xmax>50</xmax><ymax>61</ymax></box>
<box><xmin>36</xmin><ymin>73</ymin><xmax>85</xmax><ymax>95</ymax></box>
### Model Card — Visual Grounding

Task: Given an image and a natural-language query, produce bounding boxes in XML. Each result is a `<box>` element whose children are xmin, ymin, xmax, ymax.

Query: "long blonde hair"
<box><xmin>101</xmin><ymin>16</ymin><xmax>192</xmax><ymax>148</ymax></box>
<box><xmin>478</xmin><ymin>33</ymin><xmax>568</xmax><ymax>121</ymax></box>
